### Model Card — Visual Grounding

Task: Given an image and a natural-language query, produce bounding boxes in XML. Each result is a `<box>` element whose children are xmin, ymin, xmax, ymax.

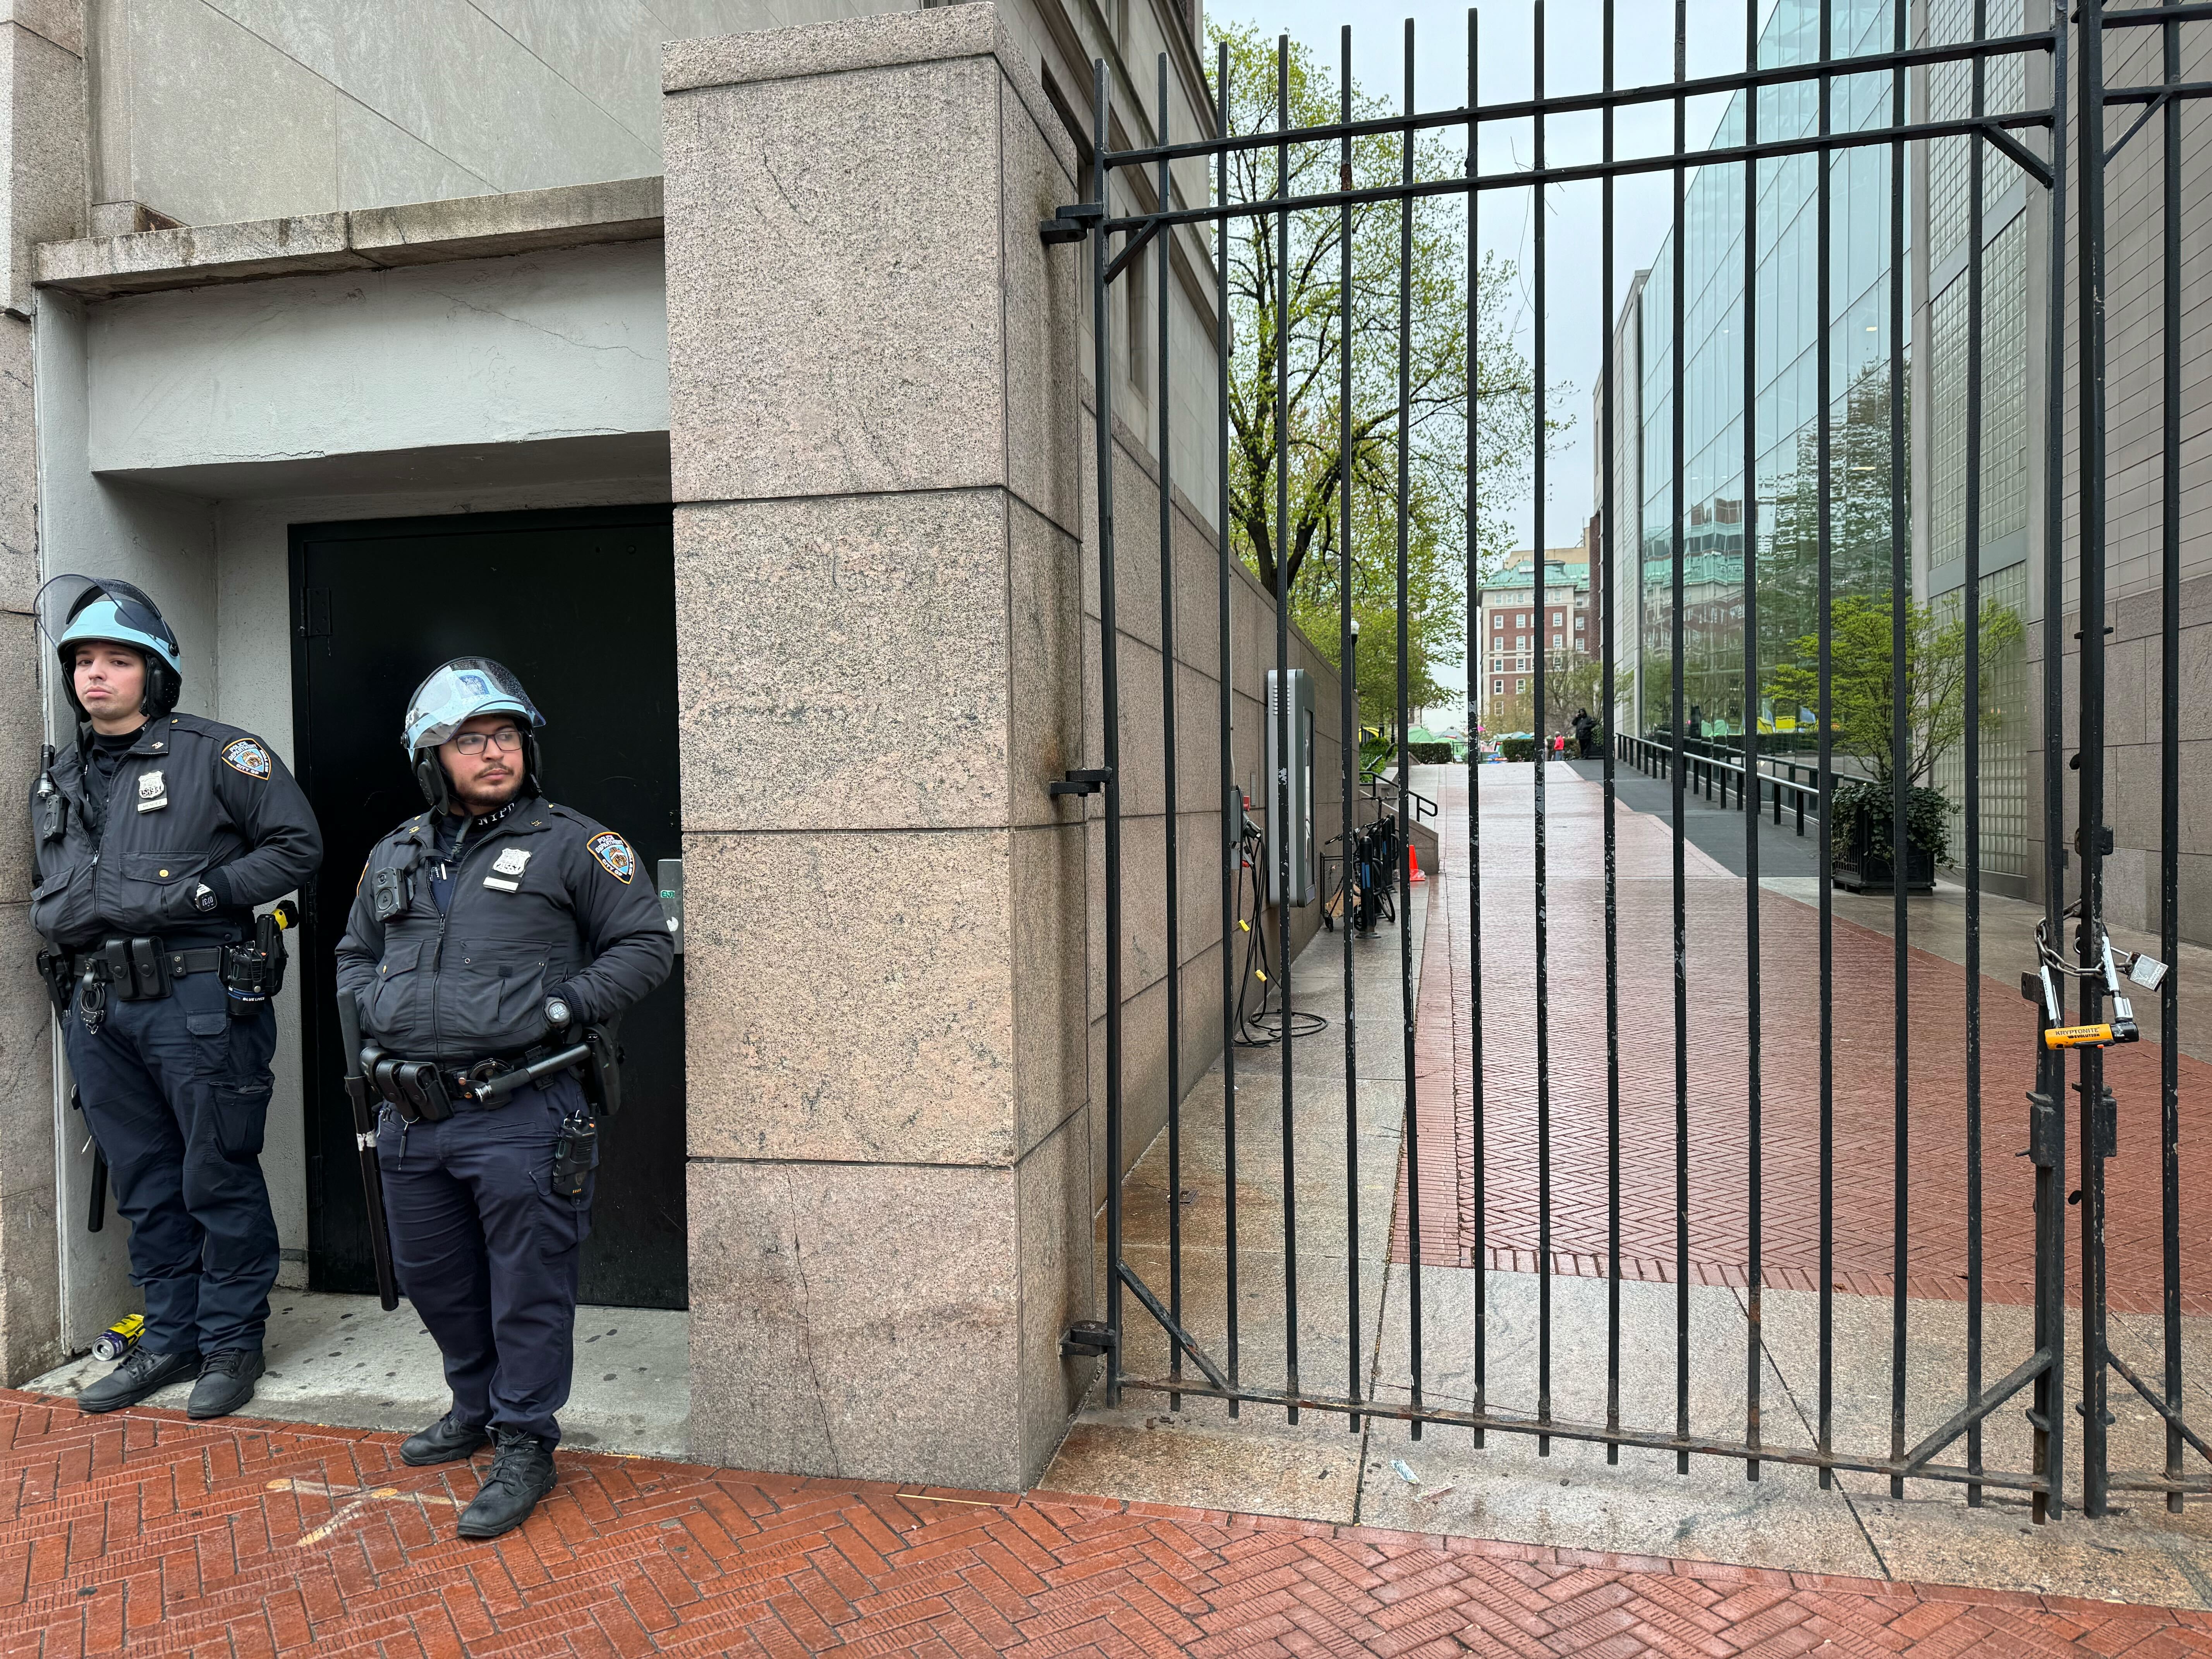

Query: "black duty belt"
<box><xmin>370</xmin><ymin>1041</ymin><xmax>584</xmax><ymax>1125</ymax></box>
<box><xmin>77</xmin><ymin>946</ymin><xmax>225</xmax><ymax>981</ymax></box>
<box><xmin>45</xmin><ymin>938</ymin><xmax>232</xmax><ymax>1005</ymax></box>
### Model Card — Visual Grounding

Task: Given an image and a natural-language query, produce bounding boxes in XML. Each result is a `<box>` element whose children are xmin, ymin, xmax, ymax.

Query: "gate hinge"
<box><xmin>2072</xmin><ymin>824</ymin><xmax>2115</xmax><ymax>857</ymax></box>
<box><xmin>2025</xmin><ymin>1089</ymin><xmax>2061</xmax><ymax>1168</ymax></box>
<box><xmin>1060</xmin><ymin>1319</ymin><xmax>1117</xmax><ymax>1359</ymax></box>
<box><xmin>1050</xmin><ymin>768</ymin><xmax>1112</xmax><ymax>798</ymax></box>
<box><xmin>1040</xmin><ymin>202</ymin><xmax>1104</xmax><ymax>244</ymax></box>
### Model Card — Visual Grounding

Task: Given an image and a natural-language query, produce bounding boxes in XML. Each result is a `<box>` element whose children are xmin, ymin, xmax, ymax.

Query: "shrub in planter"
<box><xmin>1407</xmin><ymin>741</ymin><xmax>1456</xmax><ymax>764</ymax></box>
<box><xmin>1829</xmin><ymin>778</ymin><xmax>1949</xmax><ymax>893</ymax></box>
<box><xmin>1498</xmin><ymin>736</ymin><xmax>1539</xmax><ymax>763</ymax></box>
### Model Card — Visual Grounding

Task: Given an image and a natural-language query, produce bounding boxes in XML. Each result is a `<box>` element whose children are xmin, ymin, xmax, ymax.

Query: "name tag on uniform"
<box><xmin>483</xmin><ymin>845</ymin><xmax>531</xmax><ymax>893</ymax></box>
<box><xmin>136</xmin><ymin>771</ymin><xmax>168</xmax><ymax>813</ymax></box>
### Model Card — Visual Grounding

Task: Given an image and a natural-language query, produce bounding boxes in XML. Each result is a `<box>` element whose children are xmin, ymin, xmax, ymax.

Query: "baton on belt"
<box><xmin>336</xmin><ymin>991</ymin><xmax>400</xmax><ymax>1311</ymax></box>
<box><xmin>464</xmin><ymin>1042</ymin><xmax>592</xmax><ymax>1106</ymax></box>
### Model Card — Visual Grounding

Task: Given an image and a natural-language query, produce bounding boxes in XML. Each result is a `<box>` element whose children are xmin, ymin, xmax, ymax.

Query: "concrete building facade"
<box><xmin>0</xmin><ymin>0</ymin><xmax>1344</xmax><ymax>1492</ymax></box>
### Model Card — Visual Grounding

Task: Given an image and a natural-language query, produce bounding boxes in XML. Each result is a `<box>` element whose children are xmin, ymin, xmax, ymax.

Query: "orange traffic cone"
<box><xmin>1407</xmin><ymin>844</ymin><xmax>1426</xmax><ymax>884</ymax></box>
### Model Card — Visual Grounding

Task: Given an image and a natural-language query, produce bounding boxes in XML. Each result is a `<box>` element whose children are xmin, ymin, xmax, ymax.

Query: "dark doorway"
<box><xmin>290</xmin><ymin>506</ymin><xmax>685</xmax><ymax>1309</ymax></box>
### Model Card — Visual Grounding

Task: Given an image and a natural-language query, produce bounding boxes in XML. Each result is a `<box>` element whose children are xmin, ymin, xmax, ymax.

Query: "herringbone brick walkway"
<box><xmin>2</xmin><ymin>1391</ymin><xmax>2205</xmax><ymax>1656</ymax></box>
<box><xmin>1398</xmin><ymin>764</ymin><xmax>2211</xmax><ymax>1314</ymax></box>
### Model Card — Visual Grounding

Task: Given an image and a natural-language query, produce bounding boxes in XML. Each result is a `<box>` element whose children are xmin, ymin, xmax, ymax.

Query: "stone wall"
<box><xmin>665</xmin><ymin>5</ymin><xmax>1091</xmax><ymax>1493</ymax></box>
<box><xmin>1080</xmin><ymin>400</ymin><xmax>1345</xmax><ymax>1214</ymax></box>
<box><xmin>0</xmin><ymin>0</ymin><xmax>84</xmax><ymax>1385</ymax></box>
<box><xmin>2022</xmin><ymin>17</ymin><xmax>2212</xmax><ymax>945</ymax></box>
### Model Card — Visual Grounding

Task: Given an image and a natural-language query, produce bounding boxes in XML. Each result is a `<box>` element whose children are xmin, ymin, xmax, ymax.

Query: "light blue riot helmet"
<box><xmin>403</xmin><ymin>656</ymin><xmax>545</xmax><ymax>810</ymax></box>
<box><xmin>36</xmin><ymin>575</ymin><xmax>185</xmax><ymax>719</ymax></box>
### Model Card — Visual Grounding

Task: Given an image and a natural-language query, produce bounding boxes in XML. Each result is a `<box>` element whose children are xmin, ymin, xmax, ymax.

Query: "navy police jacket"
<box><xmin>29</xmin><ymin>714</ymin><xmax>324</xmax><ymax>952</ymax></box>
<box><xmin>334</xmin><ymin>795</ymin><xmax>673</xmax><ymax>1061</ymax></box>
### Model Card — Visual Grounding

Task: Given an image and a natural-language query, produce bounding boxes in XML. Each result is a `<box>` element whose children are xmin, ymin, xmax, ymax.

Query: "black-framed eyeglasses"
<box><xmin>450</xmin><ymin>727</ymin><xmax>525</xmax><ymax>756</ymax></box>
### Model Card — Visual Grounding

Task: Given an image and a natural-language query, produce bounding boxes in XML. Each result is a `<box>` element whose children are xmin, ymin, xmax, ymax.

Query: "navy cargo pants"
<box><xmin>66</xmin><ymin>972</ymin><xmax>280</xmax><ymax>1358</ymax></box>
<box><xmin>376</xmin><ymin>1070</ymin><xmax>595</xmax><ymax>1446</ymax></box>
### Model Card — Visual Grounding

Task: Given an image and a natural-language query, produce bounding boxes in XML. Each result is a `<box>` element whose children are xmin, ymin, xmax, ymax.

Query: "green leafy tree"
<box><xmin>1210</xmin><ymin>22</ymin><xmax>1551</xmax><ymax>728</ymax></box>
<box><xmin>1764</xmin><ymin>593</ymin><xmax>2024</xmax><ymax>787</ymax></box>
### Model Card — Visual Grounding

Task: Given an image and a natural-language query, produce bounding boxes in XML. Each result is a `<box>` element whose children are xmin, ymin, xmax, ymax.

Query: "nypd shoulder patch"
<box><xmin>587</xmin><ymin>831</ymin><xmax>637</xmax><ymax>883</ymax></box>
<box><xmin>222</xmin><ymin>738</ymin><xmax>271</xmax><ymax>780</ymax></box>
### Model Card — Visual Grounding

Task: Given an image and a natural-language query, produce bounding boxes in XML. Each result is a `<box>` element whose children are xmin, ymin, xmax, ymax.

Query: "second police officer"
<box><xmin>29</xmin><ymin>576</ymin><xmax>323</xmax><ymax>1420</ymax></box>
<box><xmin>336</xmin><ymin>659</ymin><xmax>672</xmax><ymax>1540</ymax></box>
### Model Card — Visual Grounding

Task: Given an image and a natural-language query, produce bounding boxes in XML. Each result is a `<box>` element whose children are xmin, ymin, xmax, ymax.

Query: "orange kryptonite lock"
<box><xmin>2045</xmin><ymin>1023</ymin><xmax>2117</xmax><ymax>1049</ymax></box>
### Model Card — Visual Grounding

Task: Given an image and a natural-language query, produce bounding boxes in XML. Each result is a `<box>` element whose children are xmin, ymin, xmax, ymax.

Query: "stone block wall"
<box><xmin>0</xmin><ymin>0</ymin><xmax>84</xmax><ymax>1387</ymax></box>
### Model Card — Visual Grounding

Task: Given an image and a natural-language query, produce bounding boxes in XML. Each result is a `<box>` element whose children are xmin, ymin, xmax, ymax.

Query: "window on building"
<box><xmin>1553</xmin><ymin>633</ymin><xmax>1563</xmax><ymax>648</ymax></box>
<box><xmin>1494</xmin><ymin>678</ymin><xmax>1503</xmax><ymax>694</ymax></box>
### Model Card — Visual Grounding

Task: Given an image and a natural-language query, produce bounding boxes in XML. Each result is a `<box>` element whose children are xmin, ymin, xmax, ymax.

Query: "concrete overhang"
<box><xmin>34</xmin><ymin>177</ymin><xmax>665</xmax><ymax>299</ymax></box>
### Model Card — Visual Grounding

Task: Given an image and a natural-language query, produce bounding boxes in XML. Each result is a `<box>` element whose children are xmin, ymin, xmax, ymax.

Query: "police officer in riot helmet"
<box><xmin>336</xmin><ymin>659</ymin><xmax>672</xmax><ymax>1540</ymax></box>
<box><xmin>28</xmin><ymin>575</ymin><xmax>323</xmax><ymax>1419</ymax></box>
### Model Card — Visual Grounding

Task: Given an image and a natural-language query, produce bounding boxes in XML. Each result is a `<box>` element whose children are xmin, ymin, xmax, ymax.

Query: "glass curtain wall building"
<box><xmin>1611</xmin><ymin>0</ymin><xmax>2032</xmax><ymax>882</ymax></box>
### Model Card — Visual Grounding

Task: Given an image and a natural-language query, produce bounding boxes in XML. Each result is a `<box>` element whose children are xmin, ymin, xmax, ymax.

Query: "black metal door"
<box><xmin>289</xmin><ymin>505</ymin><xmax>686</xmax><ymax>1309</ymax></box>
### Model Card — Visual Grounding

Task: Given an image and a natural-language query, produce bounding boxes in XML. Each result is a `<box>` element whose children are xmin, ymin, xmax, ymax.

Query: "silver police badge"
<box><xmin>136</xmin><ymin>769</ymin><xmax>167</xmax><ymax>813</ymax></box>
<box><xmin>484</xmin><ymin>844</ymin><xmax>532</xmax><ymax>893</ymax></box>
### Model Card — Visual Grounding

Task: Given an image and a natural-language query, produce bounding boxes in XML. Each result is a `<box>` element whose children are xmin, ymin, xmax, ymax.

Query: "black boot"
<box><xmin>76</xmin><ymin>1346</ymin><xmax>199</xmax><ymax>1414</ymax></box>
<box><xmin>456</xmin><ymin>1429</ymin><xmax>556</xmax><ymax>1539</ymax></box>
<box><xmin>401</xmin><ymin>1412</ymin><xmax>490</xmax><ymax>1467</ymax></box>
<box><xmin>186</xmin><ymin>1350</ymin><xmax>264</xmax><ymax>1420</ymax></box>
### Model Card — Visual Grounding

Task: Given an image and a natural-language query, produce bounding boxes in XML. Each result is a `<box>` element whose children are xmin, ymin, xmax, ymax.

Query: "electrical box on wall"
<box><xmin>1265</xmin><ymin>668</ymin><xmax>1316</xmax><ymax>905</ymax></box>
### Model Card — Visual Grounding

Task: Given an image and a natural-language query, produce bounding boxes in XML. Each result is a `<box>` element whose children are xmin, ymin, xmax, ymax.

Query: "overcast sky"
<box><xmin>1207</xmin><ymin>0</ymin><xmax>1786</xmax><ymax>556</ymax></box>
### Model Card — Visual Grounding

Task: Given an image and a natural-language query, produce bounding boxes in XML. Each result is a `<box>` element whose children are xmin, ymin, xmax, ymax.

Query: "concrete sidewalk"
<box><xmin>25</xmin><ymin>1294</ymin><xmax>690</xmax><ymax>1460</ymax></box>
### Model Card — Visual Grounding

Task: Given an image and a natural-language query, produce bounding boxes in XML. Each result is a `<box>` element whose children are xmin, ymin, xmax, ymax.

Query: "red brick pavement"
<box><xmin>3</xmin><ymin>1391</ymin><xmax>2206</xmax><ymax>1656</ymax></box>
<box><xmin>1398</xmin><ymin>765</ymin><xmax>2212</xmax><ymax>1314</ymax></box>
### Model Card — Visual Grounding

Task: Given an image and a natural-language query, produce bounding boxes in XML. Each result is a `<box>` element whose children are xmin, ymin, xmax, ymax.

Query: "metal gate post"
<box><xmin>1090</xmin><ymin>57</ymin><xmax>1126</xmax><ymax>1412</ymax></box>
<box><xmin>2076</xmin><ymin>0</ymin><xmax>2113</xmax><ymax>1520</ymax></box>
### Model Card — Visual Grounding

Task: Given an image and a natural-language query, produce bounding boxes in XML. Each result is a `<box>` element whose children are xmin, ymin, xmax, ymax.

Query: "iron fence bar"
<box><xmin>1212</xmin><ymin>38</ymin><xmax>1242</xmax><ymax>1422</ymax></box>
<box><xmin>1398</xmin><ymin>16</ymin><xmax>1426</xmax><ymax>1443</ymax></box>
<box><xmin>1533</xmin><ymin>0</ymin><xmax>1554</xmax><ymax>1460</ymax></box>
<box><xmin>1108</xmin><ymin>1372</ymin><xmax>2053</xmax><ymax>1491</ymax></box>
<box><xmin>1740</xmin><ymin>0</ymin><xmax>1763</xmax><ymax>1485</ymax></box>
<box><xmin>1158</xmin><ymin>52</ymin><xmax>1185</xmax><ymax>1413</ymax></box>
<box><xmin>1096</xmin><ymin>112</ymin><xmax>2055</xmax><ymax>247</ymax></box>
<box><xmin>2111</xmin><ymin>1349</ymin><xmax>2212</xmax><ymax>1465</ymax></box>
<box><xmin>2033</xmin><ymin>0</ymin><xmax>2069</xmax><ymax>1525</ymax></box>
<box><xmin>1338</xmin><ymin>21</ymin><xmax>1362</xmax><ymax>1437</ymax></box>
<box><xmin>1815</xmin><ymin>0</ymin><xmax>1836</xmax><ymax>1492</ymax></box>
<box><xmin>1101</xmin><ymin>30</ymin><xmax>2057</xmax><ymax>173</ymax></box>
<box><xmin>1669</xmin><ymin>0</ymin><xmax>1691</xmax><ymax>1479</ymax></box>
<box><xmin>1602</xmin><ymin>0</ymin><xmax>1621</xmax><ymax>1471</ymax></box>
<box><xmin>1273</xmin><ymin>31</ymin><xmax>1302</xmax><ymax>1429</ymax></box>
<box><xmin>1093</xmin><ymin>56</ymin><xmax>1127</xmax><ymax>1411</ymax></box>
<box><xmin>2100</xmin><ymin>0</ymin><xmax>2212</xmax><ymax>24</ymax></box>
<box><xmin>1468</xmin><ymin>4</ymin><xmax>1489</xmax><ymax>1453</ymax></box>
<box><xmin>1965</xmin><ymin>0</ymin><xmax>1989</xmax><ymax>1511</ymax></box>
<box><xmin>2078</xmin><ymin>0</ymin><xmax>2112</xmax><ymax>1520</ymax></box>
<box><xmin>1901</xmin><ymin>1349</ymin><xmax>2055</xmax><ymax>1475</ymax></box>
<box><xmin>2161</xmin><ymin>0</ymin><xmax>2185</xmax><ymax>1517</ymax></box>
<box><xmin>1118</xmin><ymin>1262</ymin><xmax>1232</xmax><ymax>1392</ymax></box>
<box><xmin>1886</xmin><ymin>0</ymin><xmax>1910</xmax><ymax>1504</ymax></box>
<box><xmin>2107</xmin><ymin>78</ymin><xmax>2212</xmax><ymax>103</ymax></box>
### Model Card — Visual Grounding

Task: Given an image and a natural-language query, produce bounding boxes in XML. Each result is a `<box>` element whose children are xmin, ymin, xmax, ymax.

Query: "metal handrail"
<box><xmin>1615</xmin><ymin>732</ymin><xmax>1822</xmax><ymax>837</ymax></box>
<box><xmin>1362</xmin><ymin>760</ymin><xmax>1439</xmax><ymax>822</ymax></box>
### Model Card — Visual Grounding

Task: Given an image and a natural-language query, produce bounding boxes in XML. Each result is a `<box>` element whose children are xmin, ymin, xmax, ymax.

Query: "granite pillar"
<box><xmin>663</xmin><ymin>5</ymin><xmax>1089</xmax><ymax>1489</ymax></box>
<box><xmin>0</xmin><ymin>0</ymin><xmax>83</xmax><ymax>1384</ymax></box>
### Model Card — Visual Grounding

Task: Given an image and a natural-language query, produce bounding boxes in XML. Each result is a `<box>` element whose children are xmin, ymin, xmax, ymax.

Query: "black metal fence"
<box><xmin>1056</xmin><ymin>0</ymin><xmax>2209</xmax><ymax>1521</ymax></box>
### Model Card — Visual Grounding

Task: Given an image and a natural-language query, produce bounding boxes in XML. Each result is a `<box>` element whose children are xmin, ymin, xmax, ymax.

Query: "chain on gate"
<box><xmin>1048</xmin><ymin>0</ymin><xmax>2212</xmax><ymax>1520</ymax></box>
